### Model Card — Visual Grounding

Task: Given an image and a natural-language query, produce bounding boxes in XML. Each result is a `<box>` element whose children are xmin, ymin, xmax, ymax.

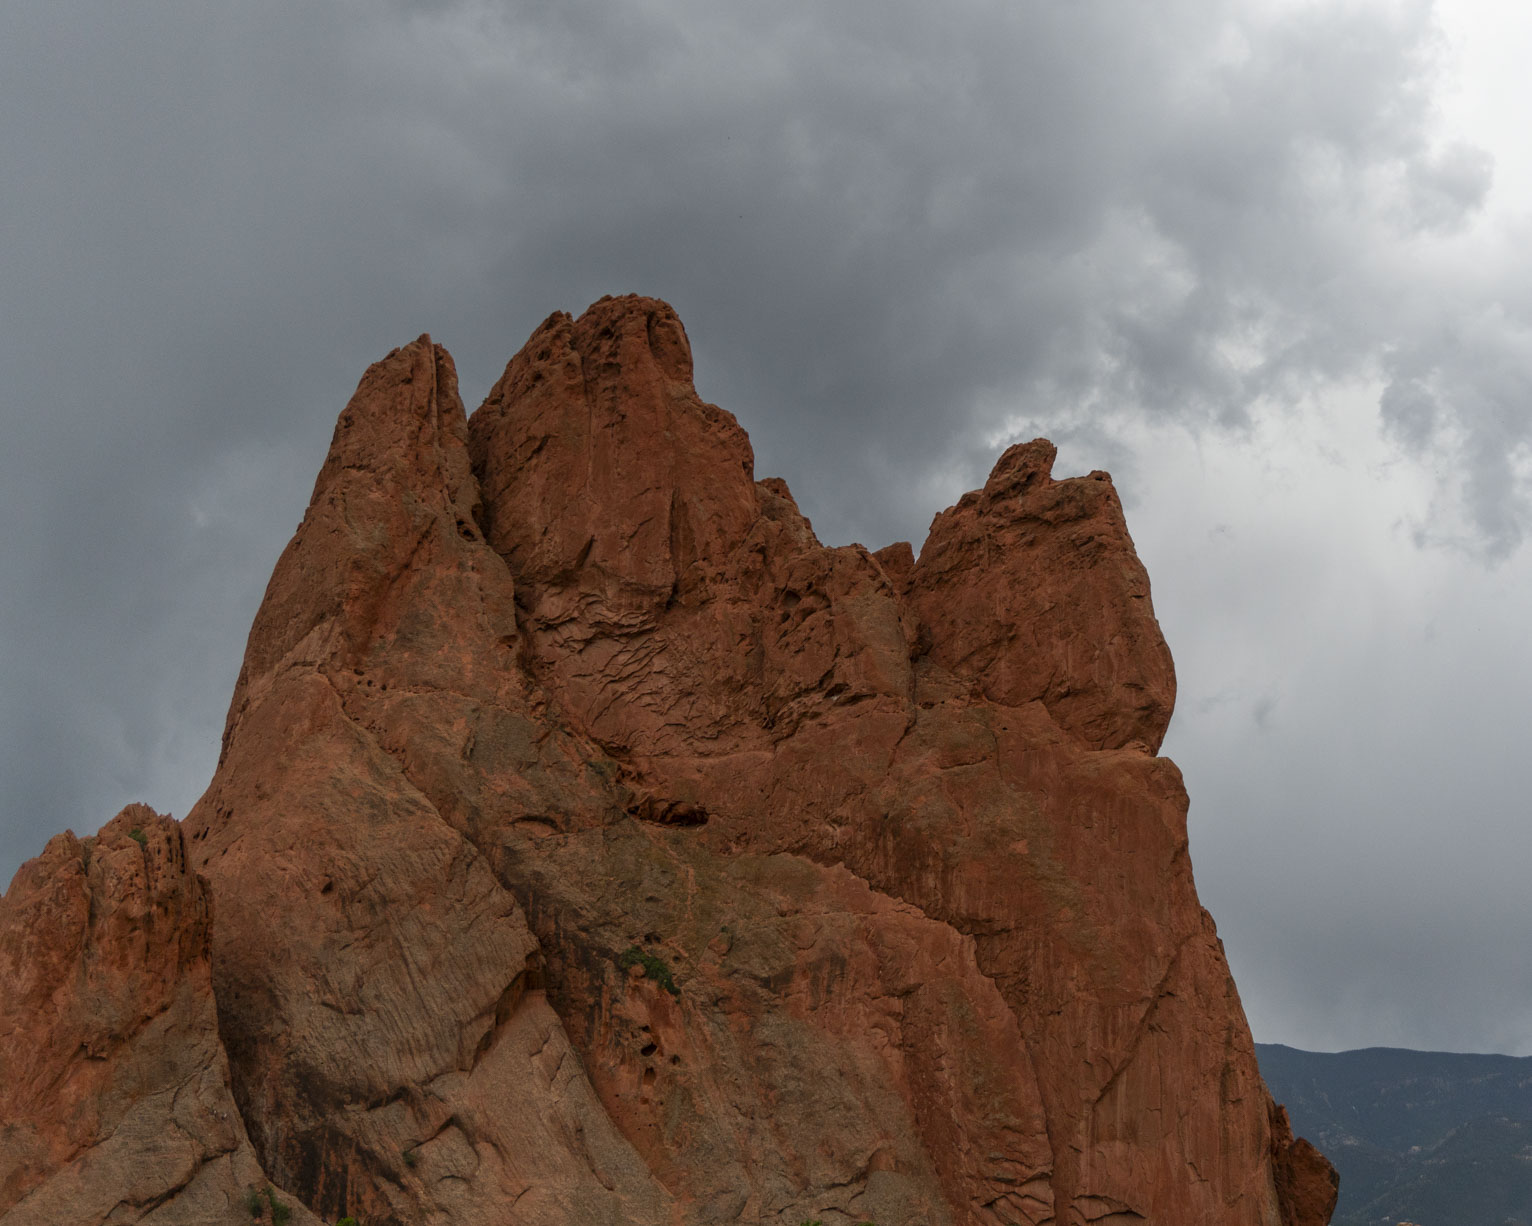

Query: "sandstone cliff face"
<box><xmin>0</xmin><ymin>806</ymin><xmax>320</xmax><ymax>1225</ymax></box>
<box><xmin>2</xmin><ymin>295</ymin><xmax>1335</xmax><ymax>1226</ymax></box>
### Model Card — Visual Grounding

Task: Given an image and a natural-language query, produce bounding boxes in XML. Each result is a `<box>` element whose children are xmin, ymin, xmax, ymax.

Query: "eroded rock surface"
<box><xmin>4</xmin><ymin>295</ymin><xmax>1334</xmax><ymax>1226</ymax></box>
<box><xmin>0</xmin><ymin>806</ymin><xmax>318</xmax><ymax>1225</ymax></box>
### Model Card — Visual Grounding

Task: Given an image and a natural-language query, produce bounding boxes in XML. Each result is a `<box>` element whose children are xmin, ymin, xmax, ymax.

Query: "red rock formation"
<box><xmin>2</xmin><ymin>294</ymin><xmax>1334</xmax><ymax>1226</ymax></box>
<box><xmin>0</xmin><ymin>806</ymin><xmax>319</xmax><ymax>1225</ymax></box>
<box><xmin>909</xmin><ymin>436</ymin><xmax>1176</xmax><ymax>753</ymax></box>
<box><xmin>462</xmin><ymin>296</ymin><xmax>1333</xmax><ymax>1224</ymax></box>
<box><xmin>185</xmin><ymin>338</ymin><xmax>670</xmax><ymax>1226</ymax></box>
<box><xmin>1270</xmin><ymin>1104</ymin><xmax>1342</xmax><ymax>1226</ymax></box>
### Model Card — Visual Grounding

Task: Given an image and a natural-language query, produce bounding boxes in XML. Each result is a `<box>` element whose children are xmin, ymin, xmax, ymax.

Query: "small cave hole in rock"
<box><xmin>641</xmin><ymin>1042</ymin><xmax>658</xmax><ymax>1057</ymax></box>
<box><xmin>631</xmin><ymin>797</ymin><xmax>709</xmax><ymax>827</ymax></box>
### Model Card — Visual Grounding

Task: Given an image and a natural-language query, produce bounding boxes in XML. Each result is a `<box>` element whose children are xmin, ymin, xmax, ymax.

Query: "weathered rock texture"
<box><xmin>2</xmin><ymin>294</ymin><xmax>1335</xmax><ymax>1226</ymax></box>
<box><xmin>0</xmin><ymin>806</ymin><xmax>319</xmax><ymax>1225</ymax></box>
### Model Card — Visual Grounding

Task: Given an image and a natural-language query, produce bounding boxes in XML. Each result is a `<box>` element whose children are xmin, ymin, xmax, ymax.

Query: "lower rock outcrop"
<box><xmin>0</xmin><ymin>807</ymin><xmax>319</xmax><ymax>1225</ymax></box>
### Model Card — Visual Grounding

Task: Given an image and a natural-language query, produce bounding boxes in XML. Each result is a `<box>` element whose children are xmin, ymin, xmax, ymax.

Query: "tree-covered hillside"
<box><xmin>1258</xmin><ymin>1043</ymin><xmax>1532</xmax><ymax>1226</ymax></box>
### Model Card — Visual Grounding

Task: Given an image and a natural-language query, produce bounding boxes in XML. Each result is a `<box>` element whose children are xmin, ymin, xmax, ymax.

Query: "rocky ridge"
<box><xmin>1</xmin><ymin>295</ymin><xmax>1337</xmax><ymax>1226</ymax></box>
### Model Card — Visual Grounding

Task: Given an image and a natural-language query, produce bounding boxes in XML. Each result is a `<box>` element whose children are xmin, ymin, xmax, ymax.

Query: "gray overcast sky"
<box><xmin>3</xmin><ymin>0</ymin><xmax>1530</xmax><ymax>1056</ymax></box>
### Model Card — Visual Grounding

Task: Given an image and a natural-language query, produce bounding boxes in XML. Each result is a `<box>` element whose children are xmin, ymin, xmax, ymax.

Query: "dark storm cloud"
<box><xmin>3</xmin><ymin>0</ymin><xmax>1529</xmax><ymax>1052</ymax></box>
<box><xmin>371</xmin><ymin>0</ymin><xmax>1520</xmax><ymax>553</ymax></box>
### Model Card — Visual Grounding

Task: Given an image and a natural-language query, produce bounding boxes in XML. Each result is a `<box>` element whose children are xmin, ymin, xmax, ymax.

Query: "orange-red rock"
<box><xmin>3</xmin><ymin>294</ymin><xmax>1334</xmax><ymax>1226</ymax></box>
<box><xmin>1270</xmin><ymin>1104</ymin><xmax>1342</xmax><ymax>1226</ymax></box>
<box><xmin>0</xmin><ymin>806</ymin><xmax>319</xmax><ymax>1225</ymax></box>
<box><xmin>909</xmin><ymin>436</ymin><xmax>1177</xmax><ymax>753</ymax></box>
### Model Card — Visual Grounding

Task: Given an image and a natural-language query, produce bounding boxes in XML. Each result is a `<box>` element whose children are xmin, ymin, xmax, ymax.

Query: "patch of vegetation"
<box><xmin>245</xmin><ymin>1187</ymin><xmax>263</xmax><ymax>1218</ymax></box>
<box><xmin>618</xmin><ymin>945</ymin><xmax>680</xmax><ymax>997</ymax></box>
<box><xmin>263</xmin><ymin>1187</ymin><xmax>291</xmax><ymax>1226</ymax></box>
<box><xmin>335</xmin><ymin>1217</ymin><xmax>359</xmax><ymax>1226</ymax></box>
<box><xmin>128</xmin><ymin>828</ymin><xmax>147</xmax><ymax>847</ymax></box>
<box><xmin>403</xmin><ymin>1146</ymin><xmax>418</xmax><ymax>1168</ymax></box>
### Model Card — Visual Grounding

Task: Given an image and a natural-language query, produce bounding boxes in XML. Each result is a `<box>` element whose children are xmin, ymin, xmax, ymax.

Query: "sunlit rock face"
<box><xmin>3</xmin><ymin>295</ymin><xmax>1335</xmax><ymax>1226</ymax></box>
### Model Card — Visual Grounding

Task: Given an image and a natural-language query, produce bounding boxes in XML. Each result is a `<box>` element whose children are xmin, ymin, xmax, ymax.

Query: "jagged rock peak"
<box><xmin>913</xmin><ymin>432</ymin><xmax>1177</xmax><ymax>752</ymax></box>
<box><xmin>469</xmin><ymin>294</ymin><xmax>758</xmax><ymax>604</ymax></box>
<box><xmin>983</xmin><ymin>436</ymin><xmax>1059</xmax><ymax>496</ymax></box>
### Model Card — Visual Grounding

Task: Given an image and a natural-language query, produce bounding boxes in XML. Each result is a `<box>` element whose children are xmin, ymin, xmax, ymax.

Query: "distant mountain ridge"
<box><xmin>1258</xmin><ymin>1042</ymin><xmax>1532</xmax><ymax>1226</ymax></box>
